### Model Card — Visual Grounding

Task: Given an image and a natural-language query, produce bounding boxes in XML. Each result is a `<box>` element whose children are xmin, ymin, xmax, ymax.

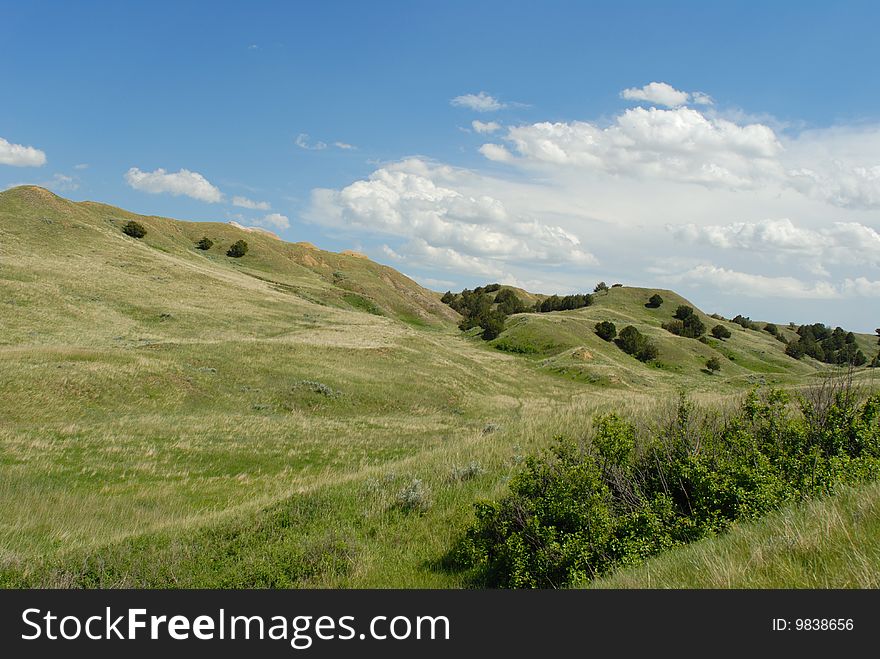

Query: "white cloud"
<box><xmin>672</xmin><ymin>218</ymin><xmax>880</xmax><ymax>269</ymax></box>
<box><xmin>842</xmin><ymin>277</ymin><xmax>880</xmax><ymax>297</ymax></box>
<box><xmin>256</xmin><ymin>212</ymin><xmax>290</xmax><ymax>229</ymax></box>
<box><xmin>306</xmin><ymin>158</ymin><xmax>596</xmax><ymax>279</ymax></box>
<box><xmin>232</xmin><ymin>195</ymin><xmax>271</xmax><ymax>210</ymax></box>
<box><xmin>620</xmin><ymin>82</ymin><xmax>714</xmax><ymax>108</ymax></box>
<box><xmin>472</xmin><ymin>120</ymin><xmax>501</xmax><ymax>134</ymax></box>
<box><xmin>479</xmin><ymin>143</ymin><xmax>514</xmax><ymax>162</ymax></box>
<box><xmin>125</xmin><ymin>167</ymin><xmax>223</xmax><ymax>203</ymax></box>
<box><xmin>0</xmin><ymin>137</ymin><xmax>47</xmax><ymax>167</ymax></box>
<box><xmin>487</xmin><ymin>106</ymin><xmax>783</xmax><ymax>189</ymax></box>
<box><xmin>295</xmin><ymin>134</ymin><xmax>327</xmax><ymax>150</ymax></box>
<box><xmin>47</xmin><ymin>173</ymin><xmax>78</xmax><ymax>192</ymax></box>
<box><xmin>74</xmin><ymin>163</ymin><xmax>89</xmax><ymax>170</ymax></box>
<box><xmin>666</xmin><ymin>264</ymin><xmax>839</xmax><ymax>299</ymax></box>
<box><xmin>334</xmin><ymin>141</ymin><xmax>356</xmax><ymax>150</ymax></box>
<box><xmin>451</xmin><ymin>92</ymin><xmax>505</xmax><ymax>112</ymax></box>
<box><xmin>621</xmin><ymin>82</ymin><xmax>691</xmax><ymax>108</ymax></box>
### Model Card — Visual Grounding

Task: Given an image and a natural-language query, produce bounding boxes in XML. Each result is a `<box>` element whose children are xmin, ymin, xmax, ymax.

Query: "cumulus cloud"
<box><xmin>484</xmin><ymin>106</ymin><xmax>783</xmax><ymax>189</ymax></box>
<box><xmin>620</xmin><ymin>82</ymin><xmax>713</xmax><ymax>108</ymax></box>
<box><xmin>256</xmin><ymin>212</ymin><xmax>290</xmax><ymax>229</ymax></box>
<box><xmin>472</xmin><ymin>120</ymin><xmax>501</xmax><ymax>134</ymax></box>
<box><xmin>451</xmin><ymin>92</ymin><xmax>504</xmax><ymax>112</ymax></box>
<box><xmin>232</xmin><ymin>195</ymin><xmax>271</xmax><ymax>210</ymax></box>
<box><xmin>295</xmin><ymin>133</ymin><xmax>327</xmax><ymax>150</ymax></box>
<box><xmin>306</xmin><ymin>158</ymin><xmax>596</xmax><ymax>278</ymax></box>
<box><xmin>125</xmin><ymin>167</ymin><xmax>223</xmax><ymax>203</ymax></box>
<box><xmin>0</xmin><ymin>137</ymin><xmax>47</xmax><ymax>167</ymax></box>
<box><xmin>672</xmin><ymin>218</ymin><xmax>880</xmax><ymax>269</ymax></box>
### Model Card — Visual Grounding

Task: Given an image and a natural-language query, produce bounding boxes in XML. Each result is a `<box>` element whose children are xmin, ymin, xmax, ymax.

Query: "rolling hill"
<box><xmin>1</xmin><ymin>185</ymin><xmax>877</xmax><ymax>587</ymax></box>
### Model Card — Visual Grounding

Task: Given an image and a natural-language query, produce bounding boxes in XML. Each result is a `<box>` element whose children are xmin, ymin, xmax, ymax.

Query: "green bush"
<box><xmin>674</xmin><ymin>305</ymin><xmax>694</xmax><ymax>320</ymax></box>
<box><xmin>122</xmin><ymin>221</ymin><xmax>147</xmax><ymax>238</ymax></box>
<box><xmin>196</xmin><ymin>236</ymin><xmax>214</xmax><ymax>250</ymax></box>
<box><xmin>616</xmin><ymin>325</ymin><xmax>657</xmax><ymax>362</ymax></box>
<box><xmin>706</xmin><ymin>356</ymin><xmax>721</xmax><ymax>373</ymax></box>
<box><xmin>645</xmin><ymin>294</ymin><xmax>663</xmax><ymax>308</ymax></box>
<box><xmin>595</xmin><ymin>321</ymin><xmax>617</xmax><ymax>342</ymax></box>
<box><xmin>457</xmin><ymin>387</ymin><xmax>880</xmax><ymax>587</ymax></box>
<box><xmin>594</xmin><ymin>281</ymin><xmax>608</xmax><ymax>293</ymax></box>
<box><xmin>711</xmin><ymin>324</ymin><xmax>732</xmax><ymax>340</ymax></box>
<box><xmin>227</xmin><ymin>239</ymin><xmax>249</xmax><ymax>258</ymax></box>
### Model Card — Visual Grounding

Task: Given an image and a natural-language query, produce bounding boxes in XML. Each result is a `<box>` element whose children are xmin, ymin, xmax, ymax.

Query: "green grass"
<box><xmin>588</xmin><ymin>481</ymin><xmax>880</xmax><ymax>588</ymax></box>
<box><xmin>1</xmin><ymin>185</ymin><xmax>878</xmax><ymax>588</ymax></box>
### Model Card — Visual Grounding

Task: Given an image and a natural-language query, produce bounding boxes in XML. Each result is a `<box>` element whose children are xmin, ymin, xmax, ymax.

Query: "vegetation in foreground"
<box><xmin>455</xmin><ymin>381</ymin><xmax>880</xmax><ymax>588</ymax></box>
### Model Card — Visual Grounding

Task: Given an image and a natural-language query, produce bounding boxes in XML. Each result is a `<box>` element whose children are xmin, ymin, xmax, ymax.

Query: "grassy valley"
<box><xmin>1</xmin><ymin>185</ymin><xmax>878</xmax><ymax>588</ymax></box>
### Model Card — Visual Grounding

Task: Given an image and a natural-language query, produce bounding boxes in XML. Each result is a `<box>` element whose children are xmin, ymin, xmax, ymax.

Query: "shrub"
<box><xmin>494</xmin><ymin>288</ymin><xmax>527</xmax><ymax>315</ymax></box>
<box><xmin>594</xmin><ymin>281</ymin><xmax>608</xmax><ymax>293</ymax></box>
<box><xmin>450</xmin><ymin>462</ymin><xmax>485</xmax><ymax>482</ymax></box>
<box><xmin>711</xmin><ymin>324</ymin><xmax>732</xmax><ymax>340</ymax></box>
<box><xmin>764</xmin><ymin>323</ymin><xmax>778</xmax><ymax>336</ymax></box>
<box><xmin>664</xmin><ymin>315</ymin><xmax>705</xmax><ymax>339</ymax></box>
<box><xmin>227</xmin><ymin>239</ymin><xmax>249</xmax><ymax>257</ymax></box>
<box><xmin>538</xmin><ymin>294</ymin><xmax>593</xmax><ymax>313</ymax></box>
<box><xmin>595</xmin><ymin>321</ymin><xmax>617</xmax><ymax>342</ymax></box>
<box><xmin>122</xmin><ymin>221</ymin><xmax>146</xmax><ymax>238</ymax></box>
<box><xmin>394</xmin><ymin>479</ymin><xmax>431</xmax><ymax>514</ymax></box>
<box><xmin>441</xmin><ymin>291</ymin><xmax>456</xmax><ymax>305</ymax></box>
<box><xmin>616</xmin><ymin>325</ymin><xmax>657</xmax><ymax>362</ymax></box>
<box><xmin>196</xmin><ymin>236</ymin><xmax>213</xmax><ymax>250</ymax></box>
<box><xmin>611</xmin><ymin>283</ymin><xmax>623</xmax><ymax>288</ymax></box>
<box><xmin>674</xmin><ymin>305</ymin><xmax>694</xmax><ymax>320</ymax></box>
<box><xmin>706</xmin><ymin>356</ymin><xmax>721</xmax><ymax>373</ymax></box>
<box><xmin>478</xmin><ymin>310</ymin><xmax>506</xmax><ymax>341</ymax></box>
<box><xmin>646</xmin><ymin>294</ymin><xmax>663</xmax><ymax>308</ymax></box>
<box><xmin>458</xmin><ymin>387</ymin><xmax>880</xmax><ymax>587</ymax></box>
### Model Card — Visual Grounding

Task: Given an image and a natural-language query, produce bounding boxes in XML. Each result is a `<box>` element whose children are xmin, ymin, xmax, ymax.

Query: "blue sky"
<box><xmin>3</xmin><ymin>1</ymin><xmax>880</xmax><ymax>330</ymax></box>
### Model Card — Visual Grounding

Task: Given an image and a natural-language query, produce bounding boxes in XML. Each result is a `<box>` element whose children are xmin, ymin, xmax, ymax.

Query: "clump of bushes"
<box><xmin>711</xmin><ymin>324</ymin><xmax>732</xmax><ymax>340</ymax></box>
<box><xmin>122</xmin><ymin>221</ymin><xmax>147</xmax><ymax>238</ymax></box>
<box><xmin>732</xmin><ymin>314</ymin><xmax>761</xmax><ymax>331</ymax></box>
<box><xmin>595</xmin><ymin>321</ymin><xmax>617</xmax><ymax>342</ymax></box>
<box><xmin>535</xmin><ymin>293</ymin><xmax>593</xmax><ymax>313</ymax></box>
<box><xmin>196</xmin><ymin>237</ymin><xmax>214</xmax><ymax>250</ymax></box>
<box><xmin>456</xmin><ymin>385</ymin><xmax>880</xmax><ymax>587</ymax></box>
<box><xmin>616</xmin><ymin>325</ymin><xmax>658</xmax><ymax>362</ymax></box>
<box><xmin>663</xmin><ymin>306</ymin><xmax>706</xmax><ymax>339</ymax></box>
<box><xmin>292</xmin><ymin>380</ymin><xmax>340</xmax><ymax>398</ymax></box>
<box><xmin>786</xmin><ymin>323</ymin><xmax>867</xmax><ymax>366</ymax></box>
<box><xmin>706</xmin><ymin>356</ymin><xmax>721</xmax><ymax>373</ymax></box>
<box><xmin>227</xmin><ymin>239</ymin><xmax>249</xmax><ymax>257</ymax></box>
<box><xmin>645</xmin><ymin>294</ymin><xmax>663</xmax><ymax>308</ymax></box>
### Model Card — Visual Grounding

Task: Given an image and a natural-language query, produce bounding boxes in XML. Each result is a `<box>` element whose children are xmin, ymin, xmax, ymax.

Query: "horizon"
<box><xmin>3</xmin><ymin>1</ymin><xmax>880</xmax><ymax>331</ymax></box>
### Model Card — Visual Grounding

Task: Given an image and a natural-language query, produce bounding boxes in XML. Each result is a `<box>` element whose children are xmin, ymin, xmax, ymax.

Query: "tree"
<box><xmin>785</xmin><ymin>341</ymin><xmax>805</xmax><ymax>360</ymax></box>
<box><xmin>227</xmin><ymin>239</ymin><xmax>249</xmax><ymax>257</ymax></box>
<box><xmin>595</xmin><ymin>321</ymin><xmax>617</xmax><ymax>342</ymax></box>
<box><xmin>682</xmin><ymin>314</ymin><xmax>706</xmax><ymax>338</ymax></box>
<box><xmin>594</xmin><ymin>281</ymin><xmax>608</xmax><ymax>293</ymax></box>
<box><xmin>196</xmin><ymin>236</ymin><xmax>213</xmax><ymax>250</ymax></box>
<box><xmin>876</xmin><ymin>328</ymin><xmax>880</xmax><ymax>345</ymax></box>
<box><xmin>479</xmin><ymin>310</ymin><xmax>506</xmax><ymax>341</ymax></box>
<box><xmin>645</xmin><ymin>294</ymin><xmax>663</xmax><ymax>308</ymax></box>
<box><xmin>764</xmin><ymin>323</ymin><xmax>778</xmax><ymax>336</ymax></box>
<box><xmin>616</xmin><ymin>325</ymin><xmax>657</xmax><ymax>362</ymax></box>
<box><xmin>674</xmin><ymin>305</ymin><xmax>694</xmax><ymax>321</ymax></box>
<box><xmin>122</xmin><ymin>221</ymin><xmax>146</xmax><ymax>238</ymax></box>
<box><xmin>711</xmin><ymin>324</ymin><xmax>732</xmax><ymax>340</ymax></box>
<box><xmin>495</xmin><ymin>288</ymin><xmax>526</xmax><ymax>315</ymax></box>
<box><xmin>706</xmin><ymin>356</ymin><xmax>721</xmax><ymax>374</ymax></box>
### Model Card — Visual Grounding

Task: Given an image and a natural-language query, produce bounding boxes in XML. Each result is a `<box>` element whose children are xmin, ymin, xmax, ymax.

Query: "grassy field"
<box><xmin>1</xmin><ymin>185</ymin><xmax>878</xmax><ymax>587</ymax></box>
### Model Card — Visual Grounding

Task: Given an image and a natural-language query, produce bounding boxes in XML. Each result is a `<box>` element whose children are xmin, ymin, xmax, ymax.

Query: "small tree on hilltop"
<box><xmin>594</xmin><ymin>281</ymin><xmax>608</xmax><ymax>293</ymax></box>
<box><xmin>595</xmin><ymin>320</ymin><xmax>617</xmax><ymax>342</ymax></box>
<box><xmin>196</xmin><ymin>236</ymin><xmax>213</xmax><ymax>250</ymax></box>
<box><xmin>711</xmin><ymin>324</ymin><xmax>732</xmax><ymax>340</ymax></box>
<box><xmin>227</xmin><ymin>239</ymin><xmax>249</xmax><ymax>258</ymax></box>
<box><xmin>706</xmin><ymin>356</ymin><xmax>721</xmax><ymax>374</ymax></box>
<box><xmin>646</xmin><ymin>294</ymin><xmax>663</xmax><ymax>308</ymax></box>
<box><xmin>122</xmin><ymin>221</ymin><xmax>147</xmax><ymax>238</ymax></box>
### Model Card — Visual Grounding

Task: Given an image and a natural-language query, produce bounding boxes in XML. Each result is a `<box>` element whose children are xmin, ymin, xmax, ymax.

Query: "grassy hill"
<box><xmin>1</xmin><ymin>186</ymin><xmax>878</xmax><ymax>587</ymax></box>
